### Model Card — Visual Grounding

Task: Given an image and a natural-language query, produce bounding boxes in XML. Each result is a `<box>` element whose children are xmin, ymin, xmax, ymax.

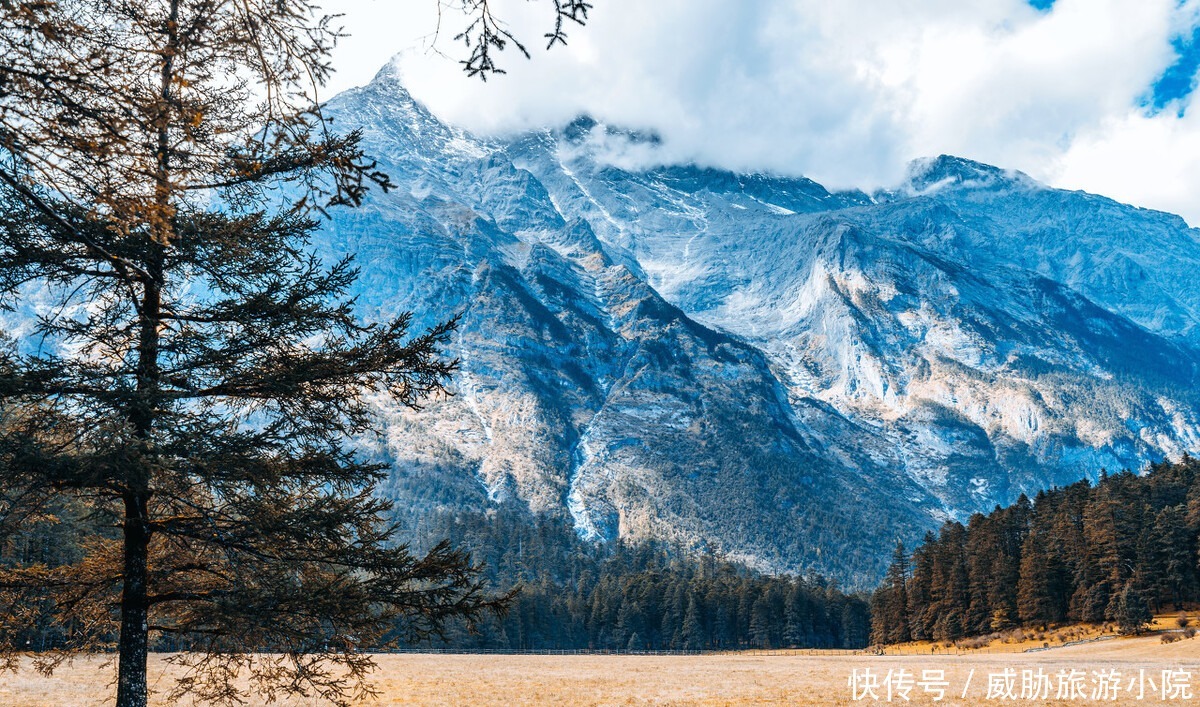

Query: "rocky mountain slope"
<box><xmin>316</xmin><ymin>66</ymin><xmax>1200</xmax><ymax>585</ymax></box>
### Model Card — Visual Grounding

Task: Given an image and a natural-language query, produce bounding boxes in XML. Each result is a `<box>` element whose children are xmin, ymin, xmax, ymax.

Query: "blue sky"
<box><xmin>1147</xmin><ymin>23</ymin><xmax>1200</xmax><ymax>112</ymax></box>
<box><xmin>326</xmin><ymin>0</ymin><xmax>1200</xmax><ymax>225</ymax></box>
<box><xmin>1029</xmin><ymin>0</ymin><xmax>1200</xmax><ymax>116</ymax></box>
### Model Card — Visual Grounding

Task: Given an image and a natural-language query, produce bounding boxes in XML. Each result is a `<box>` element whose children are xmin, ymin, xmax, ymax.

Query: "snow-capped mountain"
<box><xmin>320</xmin><ymin>66</ymin><xmax>1200</xmax><ymax>585</ymax></box>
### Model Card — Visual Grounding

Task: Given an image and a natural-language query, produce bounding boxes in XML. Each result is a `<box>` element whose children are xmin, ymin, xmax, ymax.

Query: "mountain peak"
<box><xmin>904</xmin><ymin>154</ymin><xmax>1038</xmax><ymax>195</ymax></box>
<box><xmin>307</xmin><ymin>73</ymin><xmax>1200</xmax><ymax>585</ymax></box>
<box><xmin>559</xmin><ymin>115</ymin><xmax>664</xmax><ymax>148</ymax></box>
<box><xmin>361</xmin><ymin>56</ymin><xmax>420</xmax><ymax>101</ymax></box>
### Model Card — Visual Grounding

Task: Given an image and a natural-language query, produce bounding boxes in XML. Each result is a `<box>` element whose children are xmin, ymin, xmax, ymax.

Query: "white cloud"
<box><xmin>325</xmin><ymin>0</ymin><xmax>1200</xmax><ymax>224</ymax></box>
<box><xmin>1054</xmin><ymin>107</ymin><xmax>1200</xmax><ymax>223</ymax></box>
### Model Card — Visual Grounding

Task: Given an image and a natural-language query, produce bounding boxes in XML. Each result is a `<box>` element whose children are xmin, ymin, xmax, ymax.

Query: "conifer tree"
<box><xmin>1146</xmin><ymin>505</ymin><xmax>1192</xmax><ymax>610</ymax></box>
<box><xmin>906</xmin><ymin>532</ymin><xmax>937</xmax><ymax>641</ymax></box>
<box><xmin>870</xmin><ymin>540</ymin><xmax>910</xmax><ymax>645</ymax></box>
<box><xmin>1113</xmin><ymin>581</ymin><xmax>1152</xmax><ymax>635</ymax></box>
<box><xmin>964</xmin><ymin>512</ymin><xmax>997</xmax><ymax>635</ymax></box>
<box><xmin>989</xmin><ymin>497</ymin><xmax>1030</xmax><ymax>627</ymax></box>
<box><xmin>0</xmin><ymin>0</ymin><xmax>602</xmax><ymax>703</ymax></box>
<box><xmin>1017</xmin><ymin>528</ymin><xmax>1056</xmax><ymax>629</ymax></box>
<box><xmin>749</xmin><ymin>594</ymin><xmax>773</xmax><ymax>648</ymax></box>
<box><xmin>1051</xmin><ymin>481</ymin><xmax>1090</xmax><ymax>623</ymax></box>
<box><xmin>1076</xmin><ymin>482</ymin><xmax>1122</xmax><ymax>622</ymax></box>
<box><xmin>929</xmin><ymin>522</ymin><xmax>969</xmax><ymax>641</ymax></box>
<box><xmin>681</xmin><ymin>593</ymin><xmax>704</xmax><ymax>650</ymax></box>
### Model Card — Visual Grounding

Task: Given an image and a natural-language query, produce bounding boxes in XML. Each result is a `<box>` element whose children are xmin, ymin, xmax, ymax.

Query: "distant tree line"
<box><xmin>0</xmin><ymin>500</ymin><xmax>870</xmax><ymax>653</ymax></box>
<box><xmin>13</xmin><ymin>457</ymin><xmax>1198</xmax><ymax>655</ymax></box>
<box><xmin>871</xmin><ymin>458</ymin><xmax>1200</xmax><ymax>645</ymax></box>
<box><xmin>400</xmin><ymin>505</ymin><xmax>870</xmax><ymax>650</ymax></box>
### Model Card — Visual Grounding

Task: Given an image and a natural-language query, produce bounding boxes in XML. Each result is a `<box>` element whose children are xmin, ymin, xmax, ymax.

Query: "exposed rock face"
<box><xmin>313</xmin><ymin>67</ymin><xmax>1200</xmax><ymax>585</ymax></box>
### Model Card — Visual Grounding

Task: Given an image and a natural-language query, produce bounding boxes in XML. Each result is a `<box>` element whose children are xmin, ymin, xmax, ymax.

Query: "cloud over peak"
<box><xmin>329</xmin><ymin>0</ymin><xmax>1200</xmax><ymax>224</ymax></box>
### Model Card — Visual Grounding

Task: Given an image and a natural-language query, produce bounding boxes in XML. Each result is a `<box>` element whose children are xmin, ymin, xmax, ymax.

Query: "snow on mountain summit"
<box><xmin>305</xmin><ymin>70</ymin><xmax>1200</xmax><ymax>585</ymax></box>
<box><xmin>900</xmin><ymin>154</ymin><xmax>1037</xmax><ymax>195</ymax></box>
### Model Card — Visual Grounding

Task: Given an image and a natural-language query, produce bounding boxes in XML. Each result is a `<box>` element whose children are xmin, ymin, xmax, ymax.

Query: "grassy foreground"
<box><xmin>0</xmin><ymin>635</ymin><xmax>1196</xmax><ymax>705</ymax></box>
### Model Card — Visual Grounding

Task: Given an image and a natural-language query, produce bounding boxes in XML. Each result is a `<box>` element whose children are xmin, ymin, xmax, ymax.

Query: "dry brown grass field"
<box><xmin>1</xmin><ymin>634</ymin><xmax>1198</xmax><ymax>706</ymax></box>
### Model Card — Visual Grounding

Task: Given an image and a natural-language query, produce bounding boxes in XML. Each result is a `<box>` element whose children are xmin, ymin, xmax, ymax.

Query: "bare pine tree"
<box><xmin>0</xmin><ymin>0</ymin><xmax>594</xmax><ymax>703</ymax></box>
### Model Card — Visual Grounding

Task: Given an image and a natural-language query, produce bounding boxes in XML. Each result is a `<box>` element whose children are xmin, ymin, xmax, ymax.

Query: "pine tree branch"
<box><xmin>0</xmin><ymin>167</ymin><xmax>150</xmax><ymax>283</ymax></box>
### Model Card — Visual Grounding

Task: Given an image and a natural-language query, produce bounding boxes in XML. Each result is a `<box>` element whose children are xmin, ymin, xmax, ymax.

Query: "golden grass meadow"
<box><xmin>0</xmin><ymin>634</ymin><xmax>1197</xmax><ymax>706</ymax></box>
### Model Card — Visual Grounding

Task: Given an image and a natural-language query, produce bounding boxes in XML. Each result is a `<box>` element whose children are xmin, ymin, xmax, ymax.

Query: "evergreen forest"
<box><xmin>402</xmin><ymin>505</ymin><xmax>870</xmax><ymax>650</ymax></box>
<box><xmin>1</xmin><ymin>500</ymin><xmax>871</xmax><ymax>652</ymax></box>
<box><xmin>9</xmin><ymin>458</ymin><xmax>1199</xmax><ymax>655</ymax></box>
<box><xmin>871</xmin><ymin>457</ymin><xmax>1200</xmax><ymax>645</ymax></box>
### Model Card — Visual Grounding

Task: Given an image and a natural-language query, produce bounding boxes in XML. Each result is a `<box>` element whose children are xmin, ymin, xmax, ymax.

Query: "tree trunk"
<box><xmin>117</xmin><ymin>1</ymin><xmax>179</xmax><ymax>703</ymax></box>
<box><xmin>115</xmin><ymin>492</ymin><xmax>151</xmax><ymax>707</ymax></box>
